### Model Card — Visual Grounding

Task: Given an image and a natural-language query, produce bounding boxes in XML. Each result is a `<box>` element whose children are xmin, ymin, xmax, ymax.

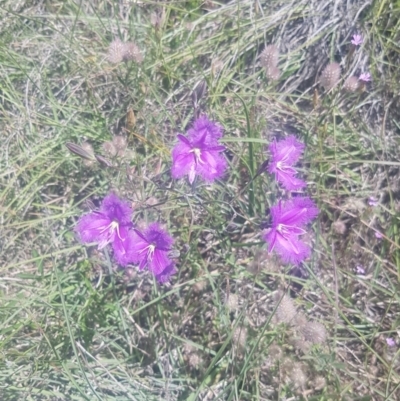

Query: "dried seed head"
<box><xmin>211</xmin><ymin>58</ymin><xmax>224</xmax><ymax>75</ymax></box>
<box><xmin>293</xmin><ymin>312</ymin><xmax>308</xmax><ymax>329</ymax></box>
<box><xmin>150</xmin><ymin>12</ymin><xmax>164</xmax><ymax>29</ymax></box>
<box><xmin>108</xmin><ymin>39</ymin><xmax>125</xmax><ymax>64</ymax></box>
<box><xmin>268</xmin><ymin>343</ymin><xmax>283</xmax><ymax>363</ymax></box>
<box><xmin>343</xmin><ymin>75</ymin><xmax>360</xmax><ymax>92</ymax></box>
<box><xmin>266</xmin><ymin>66</ymin><xmax>280</xmax><ymax>81</ymax></box>
<box><xmin>188</xmin><ymin>352</ymin><xmax>202</xmax><ymax>369</ymax></box>
<box><xmin>332</xmin><ymin>220</ymin><xmax>347</xmax><ymax>235</ymax></box>
<box><xmin>225</xmin><ymin>293</ymin><xmax>239</xmax><ymax>312</ymax></box>
<box><xmin>281</xmin><ymin>357</ymin><xmax>294</xmax><ymax>376</ymax></box>
<box><xmin>126</xmin><ymin>108</ymin><xmax>136</xmax><ymax>130</ymax></box>
<box><xmin>232</xmin><ymin>326</ymin><xmax>247</xmax><ymax>349</ymax></box>
<box><xmin>293</xmin><ymin>338</ymin><xmax>312</xmax><ymax>354</ymax></box>
<box><xmin>124</xmin><ymin>267</ymin><xmax>137</xmax><ymax>282</ymax></box>
<box><xmin>81</xmin><ymin>142</ymin><xmax>95</xmax><ymax>167</ymax></box>
<box><xmin>320</xmin><ymin>62</ymin><xmax>341</xmax><ymax>90</ymax></box>
<box><xmin>290</xmin><ymin>363</ymin><xmax>307</xmax><ymax>390</ymax></box>
<box><xmin>275</xmin><ymin>292</ymin><xmax>297</xmax><ymax>324</ymax></box>
<box><xmin>192</xmin><ymin>279</ymin><xmax>207</xmax><ymax>293</ymax></box>
<box><xmin>313</xmin><ymin>376</ymin><xmax>326</xmax><ymax>391</ymax></box>
<box><xmin>81</xmin><ymin>142</ymin><xmax>94</xmax><ymax>156</ymax></box>
<box><xmin>112</xmin><ymin>135</ymin><xmax>127</xmax><ymax>151</ymax></box>
<box><xmin>102</xmin><ymin>141</ymin><xmax>117</xmax><ymax>157</ymax></box>
<box><xmin>301</xmin><ymin>321</ymin><xmax>327</xmax><ymax>344</ymax></box>
<box><xmin>123</xmin><ymin>42</ymin><xmax>143</xmax><ymax>63</ymax></box>
<box><xmin>260</xmin><ymin>45</ymin><xmax>279</xmax><ymax>70</ymax></box>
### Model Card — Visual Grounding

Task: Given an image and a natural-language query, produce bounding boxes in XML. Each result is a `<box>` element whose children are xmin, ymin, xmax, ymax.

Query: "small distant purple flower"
<box><xmin>171</xmin><ymin>116</ymin><xmax>227</xmax><ymax>184</ymax></box>
<box><xmin>368</xmin><ymin>196</ymin><xmax>378</xmax><ymax>207</ymax></box>
<box><xmin>76</xmin><ymin>194</ymin><xmax>134</xmax><ymax>265</ymax></box>
<box><xmin>375</xmin><ymin>231</ymin><xmax>383</xmax><ymax>239</ymax></box>
<box><xmin>351</xmin><ymin>34</ymin><xmax>363</xmax><ymax>46</ymax></box>
<box><xmin>386</xmin><ymin>337</ymin><xmax>396</xmax><ymax>347</ymax></box>
<box><xmin>263</xmin><ymin>197</ymin><xmax>319</xmax><ymax>265</ymax></box>
<box><xmin>268</xmin><ymin>135</ymin><xmax>306</xmax><ymax>190</ymax></box>
<box><xmin>356</xmin><ymin>265</ymin><xmax>365</xmax><ymax>275</ymax></box>
<box><xmin>359</xmin><ymin>73</ymin><xmax>371</xmax><ymax>82</ymax></box>
<box><xmin>129</xmin><ymin>223</ymin><xmax>176</xmax><ymax>282</ymax></box>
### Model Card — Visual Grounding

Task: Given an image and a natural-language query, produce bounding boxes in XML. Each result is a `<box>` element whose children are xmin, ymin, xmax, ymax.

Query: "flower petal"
<box><xmin>150</xmin><ymin>249</ymin><xmax>172</xmax><ymax>275</ymax></box>
<box><xmin>196</xmin><ymin>150</ymin><xmax>227</xmax><ymax>182</ymax></box>
<box><xmin>155</xmin><ymin>263</ymin><xmax>177</xmax><ymax>283</ymax></box>
<box><xmin>100</xmin><ymin>193</ymin><xmax>133</xmax><ymax>225</ymax></box>
<box><xmin>76</xmin><ymin>213</ymin><xmax>111</xmax><ymax>244</ymax></box>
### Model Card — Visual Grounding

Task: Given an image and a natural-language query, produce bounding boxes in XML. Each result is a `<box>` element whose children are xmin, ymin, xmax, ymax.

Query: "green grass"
<box><xmin>1</xmin><ymin>0</ymin><xmax>400</xmax><ymax>400</ymax></box>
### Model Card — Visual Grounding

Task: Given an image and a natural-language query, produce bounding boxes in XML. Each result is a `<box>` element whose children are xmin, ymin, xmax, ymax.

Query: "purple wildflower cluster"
<box><xmin>76</xmin><ymin>115</ymin><xmax>227</xmax><ymax>283</ymax></box>
<box><xmin>76</xmin><ymin>194</ymin><xmax>176</xmax><ymax>283</ymax></box>
<box><xmin>75</xmin><ymin>116</ymin><xmax>318</xmax><ymax>280</ymax></box>
<box><xmin>263</xmin><ymin>136</ymin><xmax>318</xmax><ymax>265</ymax></box>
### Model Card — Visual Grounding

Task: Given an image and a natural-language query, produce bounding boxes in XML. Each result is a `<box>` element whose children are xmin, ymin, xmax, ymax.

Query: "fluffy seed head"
<box><xmin>293</xmin><ymin>312</ymin><xmax>308</xmax><ymax>329</ymax></box>
<box><xmin>290</xmin><ymin>363</ymin><xmax>307</xmax><ymax>390</ymax></box>
<box><xmin>108</xmin><ymin>39</ymin><xmax>125</xmax><ymax>64</ymax></box>
<box><xmin>266</xmin><ymin>66</ymin><xmax>280</xmax><ymax>81</ymax></box>
<box><xmin>81</xmin><ymin>142</ymin><xmax>95</xmax><ymax>167</ymax></box>
<box><xmin>150</xmin><ymin>12</ymin><xmax>164</xmax><ymax>29</ymax></box>
<box><xmin>112</xmin><ymin>135</ymin><xmax>127</xmax><ymax>151</ymax></box>
<box><xmin>320</xmin><ymin>62</ymin><xmax>341</xmax><ymax>90</ymax></box>
<box><xmin>123</xmin><ymin>42</ymin><xmax>143</xmax><ymax>63</ymax></box>
<box><xmin>332</xmin><ymin>220</ymin><xmax>347</xmax><ymax>235</ymax></box>
<box><xmin>102</xmin><ymin>141</ymin><xmax>117</xmax><ymax>157</ymax></box>
<box><xmin>293</xmin><ymin>338</ymin><xmax>312</xmax><ymax>354</ymax></box>
<box><xmin>343</xmin><ymin>76</ymin><xmax>360</xmax><ymax>92</ymax></box>
<box><xmin>260</xmin><ymin>45</ymin><xmax>279</xmax><ymax>70</ymax></box>
<box><xmin>301</xmin><ymin>321</ymin><xmax>327</xmax><ymax>344</ymax></box>
<box><xmin>268</xmin><ymin>343</ymin><xmax>283</xmax><ymax>363</ymax></box>
<box><xmin>225</xmin><ymin>293</ymin><xmax>239</xmax><ymax>312</ymax></box>
<box><xmin>313</xmin><ymin>376</ymin><xmax>326</xmax><ymax>391</ymax></box>
<box><xmin>232</xmin><ymin>326</ymin><xmax>247</xmax><ymax>349</ymax></box>
<box><xmin>107</xmin><ymin>40</ymin><xmax>143</xmax><ymax>64</ymax></box>
<box><xmin>275</xmin><ymin>292</ymin><xmax>297</xmax><ymax>324</ymax></box>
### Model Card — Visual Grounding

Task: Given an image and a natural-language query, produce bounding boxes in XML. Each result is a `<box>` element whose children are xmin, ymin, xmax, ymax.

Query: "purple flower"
<box><xmin>268</xmin><ymin>135</ymin><xmax>306</xmax><ymax>190</ymax></box>
<box><xmin>76</xmin><ymin>193</ymin><xmax>134</xmax><ymax>265</ymax></box>
<box><xmin>359</xmin><ymin>73</ymin><xmax>371</xmax><ymax>82</ymax></box>
<box><xmin>368</xmin><ymin>196</ymin><xmax>378</xmax><ymax>207</ymax></box>
<box><xmin>356</xmin><ymin>265</ymin><xmax>365</xmax><ymax>275</ymax></box>
<box><xmin>351</xmin><ymin>34</ymin><xmax>363</xmax><ymax>46</ymax></box>
<box><xmin>386</xmin><ymin>337</ymin><xmax>396</xmax><ymax>347</ymax></box>
<box><xmin>263</xmin><ymin>197</ymin><xmax>319</xmax><ymax>265</ymax></box>
<box><xmin>129</xmin><ymin>223</ymin><xmax>176</xmax><ymax>282</ymax></box>
<box><xmin>375</xmin><ymin>231</ymin><xmax>383</xmax><ymax>239</ymax></box>
<box><xmin>171</xmin><ymin>116</ymin><xmax>227</xmax><ymax>184</ymax></box>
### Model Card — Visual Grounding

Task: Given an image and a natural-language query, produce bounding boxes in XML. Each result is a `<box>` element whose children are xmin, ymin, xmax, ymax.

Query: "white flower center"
<box><xmin>190</xmin><ymin>147</ymin><xmax>204</xmax><ymax>165</ymax></box>
<box><xmin>141</xmin><ymin>243</ymin><xmax>156</xmax><ymax>261</ymax></box>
